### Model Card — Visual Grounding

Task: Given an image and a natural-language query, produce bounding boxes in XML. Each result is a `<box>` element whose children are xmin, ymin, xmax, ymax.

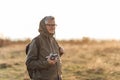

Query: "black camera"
<box><xmin>49</xmin><ymin>53</ymin><xmax>58</xmax><ymax>60</ymax></box>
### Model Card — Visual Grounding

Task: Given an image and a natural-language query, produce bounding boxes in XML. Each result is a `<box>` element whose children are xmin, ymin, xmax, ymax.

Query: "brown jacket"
<box><xmin>26</xmin><ymin>17</ymin><xmax>63</xmax><ymax>80</ymax></box>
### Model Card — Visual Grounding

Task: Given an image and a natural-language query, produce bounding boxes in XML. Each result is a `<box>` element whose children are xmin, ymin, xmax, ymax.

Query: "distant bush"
<box><xmin>58</xmin><ymin>37</ymin><xmax>98</xmax><ymax>45</ymax></box>
<box><xmin>0</xmin><ymin>38</ymin><xmax>11</xmax><ymax>47</ymax></box>
<box><xmin>0</xmin><ymin>38</ymin><xmax>31</xmax><ymax>47</ymax></box>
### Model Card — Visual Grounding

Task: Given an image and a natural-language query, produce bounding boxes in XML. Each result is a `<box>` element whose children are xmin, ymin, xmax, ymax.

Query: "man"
<box><xmin>26</xmin><ymin>16</ymin><xmax>64</xmax><ymax>80</ymax></box>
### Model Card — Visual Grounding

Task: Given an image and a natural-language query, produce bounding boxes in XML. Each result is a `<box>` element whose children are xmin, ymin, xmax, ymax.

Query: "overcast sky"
<box><xmin>0</xmin><ymin>0</ymin><xmax>120</xmax><ymax>40</ymax></box>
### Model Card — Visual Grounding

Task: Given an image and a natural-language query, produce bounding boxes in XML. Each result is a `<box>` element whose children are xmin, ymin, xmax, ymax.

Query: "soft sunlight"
<box><xmin>0</xmin><ymin>0</ymin><xmax>120</xmax><ymax>40</ymax></box>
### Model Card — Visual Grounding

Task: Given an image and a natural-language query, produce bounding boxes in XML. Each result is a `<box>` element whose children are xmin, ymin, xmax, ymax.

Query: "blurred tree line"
<box><xmin>0</xmin><ymin>38</ymin><xmax>31</xmax><ymax>47</ymax></box>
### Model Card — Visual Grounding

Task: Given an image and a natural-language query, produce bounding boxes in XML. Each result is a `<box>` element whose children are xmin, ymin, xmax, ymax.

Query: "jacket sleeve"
<box><xmin>59</xmin><ymin>46</ymin><xmax>64</xmax><ymax>56</ymax></box>
<box><xmin>53</xmin><ymin>38</ymin><xmax>64</xmax><ymax>56</ymax></box>
<box><xmin>25</xmin><ymin>39</ymin><xmax>51</xmax><ymax>70</ymax></box>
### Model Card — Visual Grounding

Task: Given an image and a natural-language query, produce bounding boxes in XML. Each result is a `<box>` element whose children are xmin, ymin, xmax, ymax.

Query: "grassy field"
<box><xmin>0</xmin><ymin>39</ymin><xmax>120</xmax><ymax>80</ymax></box>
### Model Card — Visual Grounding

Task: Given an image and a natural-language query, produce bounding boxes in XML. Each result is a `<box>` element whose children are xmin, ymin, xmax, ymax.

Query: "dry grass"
<box><xmin>0</xmin><ymin>39</ymin><xmax>120</xmax><ymax>80</ymax></box>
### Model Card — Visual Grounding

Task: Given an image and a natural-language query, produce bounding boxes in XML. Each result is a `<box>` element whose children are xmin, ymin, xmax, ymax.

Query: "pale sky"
<box><xmin>0</xmin><ymin>0</ymin><xmax>120</xmax><ymax>40</ymax></box>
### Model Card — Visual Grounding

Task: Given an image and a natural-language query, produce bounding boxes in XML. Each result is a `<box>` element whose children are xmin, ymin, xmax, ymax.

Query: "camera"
<box><xmin>49</xmin><ymin>53</ymin><xmax>58</xmax><ymax>60</ymax></box>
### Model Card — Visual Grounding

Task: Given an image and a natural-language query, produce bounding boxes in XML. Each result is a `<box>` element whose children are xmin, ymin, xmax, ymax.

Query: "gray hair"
<box><xmin>44</xmin><ymin>16</ymin><xmax>55</xmax><ymax>24</ymax></box>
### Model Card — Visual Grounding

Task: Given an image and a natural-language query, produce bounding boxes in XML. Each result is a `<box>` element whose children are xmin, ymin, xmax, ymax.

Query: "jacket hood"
<box><xmin>38</xmin><ymin>16</ymin><xmax>54</xmax><ymax>37</ymax></box>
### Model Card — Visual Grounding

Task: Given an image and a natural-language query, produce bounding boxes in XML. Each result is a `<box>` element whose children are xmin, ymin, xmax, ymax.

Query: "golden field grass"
<box><xmin>0</xmin><ymin>39</ymin><xmax>120</xmax><ymax>80</ymax></box>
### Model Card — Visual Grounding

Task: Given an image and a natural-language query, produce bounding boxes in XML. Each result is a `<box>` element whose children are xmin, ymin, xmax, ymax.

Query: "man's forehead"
<box><xmin>47</xmin><ymin>19</ymin><xmax>55</xmax><ymax>23</ymax></box>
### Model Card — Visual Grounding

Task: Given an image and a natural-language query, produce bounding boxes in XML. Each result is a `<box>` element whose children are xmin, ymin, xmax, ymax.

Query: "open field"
<box><xmin>0</xmin><ymin>39</ymin><xmax>120</xmax><ymax>80</ymax></box>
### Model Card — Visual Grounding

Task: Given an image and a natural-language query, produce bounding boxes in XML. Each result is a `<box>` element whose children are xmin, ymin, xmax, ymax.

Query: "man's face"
<box><xmin>46</xmin><ymin>19</ymin><xmax>56</xmax><ymax>34</ymax></box>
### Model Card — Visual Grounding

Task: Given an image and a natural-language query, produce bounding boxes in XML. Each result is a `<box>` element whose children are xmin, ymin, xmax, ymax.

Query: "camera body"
<box><xmin>49</xmin><ymin>53</ymin><xmax>58</xmax><ymax>60</ymax></box>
